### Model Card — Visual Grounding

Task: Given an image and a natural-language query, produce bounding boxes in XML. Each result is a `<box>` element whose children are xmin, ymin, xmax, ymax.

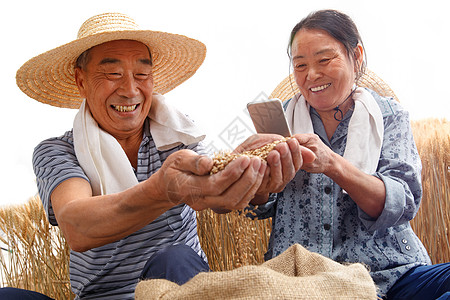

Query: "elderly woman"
<box><xmin>245</xmin><ymin>9</ymin><xmax>449</xmax><ymax>299</ymax></box>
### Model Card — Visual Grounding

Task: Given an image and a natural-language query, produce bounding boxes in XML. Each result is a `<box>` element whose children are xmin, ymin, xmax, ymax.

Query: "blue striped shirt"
<box><xmin>33</xmin><ymin>118</ymin><xmax>207</xmax><ymax>299</ymax></box>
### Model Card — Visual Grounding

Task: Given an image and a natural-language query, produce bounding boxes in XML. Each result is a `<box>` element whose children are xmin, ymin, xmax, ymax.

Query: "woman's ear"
<box><xmin>74</xmin><ymin>67</ymin><xmax>87</xmax><ymax>98</ymax></box>
<box><xmin>353</xmin><ymin>44</ymin><xmax>364</xmax><ymax>73</ymax></box>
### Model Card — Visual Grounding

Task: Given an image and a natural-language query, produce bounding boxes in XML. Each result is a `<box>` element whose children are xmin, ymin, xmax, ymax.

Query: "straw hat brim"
<box><xmin>16</xmin><ymin>30</ymin><xmax>206</xmax><ymax>109</ymax></box>
<box><xmin>269</xmin><ymin>69</ymin><xmax>399</xmax><ymax>102</ymax></box>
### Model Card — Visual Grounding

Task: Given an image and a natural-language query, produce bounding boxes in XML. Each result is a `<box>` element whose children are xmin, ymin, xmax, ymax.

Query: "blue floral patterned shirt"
<box><xmin>252</xmin><ymin>89</ymin><xmax>431</xmax><ymax>296</ymax></box>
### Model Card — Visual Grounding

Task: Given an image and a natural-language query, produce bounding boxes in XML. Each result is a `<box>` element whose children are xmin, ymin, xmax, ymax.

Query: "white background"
<box><xmin>1</xmin><ymin>0</ymin><xmax>449</xmax><ymax>206</ymax></box>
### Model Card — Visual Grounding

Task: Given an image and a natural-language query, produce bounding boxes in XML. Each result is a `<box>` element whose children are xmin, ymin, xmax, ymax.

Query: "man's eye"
<box><xmin>294</xmin><ymin>64</ymin><xmax>306</xmax><ymax>70</ymax></box>
<box><xmin>106</xmin><ymin>73</ymin><xmax>122</xmax><ymax>79</ymax></box>
<box><xmin>135</xmin><ymin>73</ymin><xmax>150</xmax><ymax>79</ymax></box>
<box><xmin>320</xmin><ymin>58</ymin><xmax>331</xmax><ymax>63</ymax></box>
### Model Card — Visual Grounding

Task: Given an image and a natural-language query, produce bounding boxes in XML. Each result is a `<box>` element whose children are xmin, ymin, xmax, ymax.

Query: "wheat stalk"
<box><xmin>0</xmin><ymin>196</ymin><xmax>73</xmax><ymax>299</ymax></box>
<box><xmin>410</xmin><ymin>118</ymin><xmax>450</xmax><ymax>264</ymax></box>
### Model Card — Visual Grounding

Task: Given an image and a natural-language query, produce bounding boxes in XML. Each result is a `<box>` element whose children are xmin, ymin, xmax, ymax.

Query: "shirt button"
<box><xmin>324</xmin><ymin>186</ymin><xmax>332</xmax><ymax>194</ymax></box>
<box><xmin>323</xmin><ymin>223</ymin><xmax>331</xmax><ymax>230</ymax></box>
<box><xmin>402</xmin><ymin>239</ymin><xmax>408</xmax><ymax>244</ymax></box>
<box><xmin>405</xmin><ymin>245</ymin><xmax>411</xmax><ymax>251</ymax></box>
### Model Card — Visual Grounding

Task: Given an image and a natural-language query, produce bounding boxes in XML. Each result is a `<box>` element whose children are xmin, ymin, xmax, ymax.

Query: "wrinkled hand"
<box><xmin>152</xmin><ymin>149</ymin><xmax>266</xmax><ymax>211</ymax></box>
<box><xmin>234</xmin><ymin>134</ymin><xmax>315</xmax><ymax>198</ymax></box>
<box><xmin>293</xmin><ymin>134</ymin><xmax>336</xmax><ymax>174</ymax></box>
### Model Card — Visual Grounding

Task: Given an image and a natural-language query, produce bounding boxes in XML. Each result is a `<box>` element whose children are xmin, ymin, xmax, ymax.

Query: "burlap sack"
<box><xmin>135</xmin><ymin>244</ymin><xmax>377</xmax><ymax>299</ymax></box>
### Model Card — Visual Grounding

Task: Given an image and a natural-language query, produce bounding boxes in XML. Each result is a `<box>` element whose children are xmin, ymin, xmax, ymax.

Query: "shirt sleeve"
<box><xmin>247</xmin><ymin>193</ymin><xmax>278</xmax><ymax>220</ymax></box>
<box><xmin>32</xmin><ymin>131</ymin><xmax>89</xmax><ymax>226</ymax></box>
<box><xmin>358</xmin><ymin>102</ymin><xmax>422</xmax><ymax>232</ymax></box>
<box><xmin>186</xmin><ymin>140</ymin><xmax>211</xmax><ymax>156</ymax></box>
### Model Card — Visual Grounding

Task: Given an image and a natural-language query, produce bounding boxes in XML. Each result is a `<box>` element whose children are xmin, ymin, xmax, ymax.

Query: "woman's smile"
<box><xmin>310</xmin><ymin>83</ymin><xmax>331</xmax><ymax>93</ymax></box>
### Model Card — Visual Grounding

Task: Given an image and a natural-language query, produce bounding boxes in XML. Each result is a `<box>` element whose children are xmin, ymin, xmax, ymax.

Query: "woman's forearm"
<box><xmin>325</xmin><ymin>152</ymin><xmax>386</xmax><ymax>218</ymax></box>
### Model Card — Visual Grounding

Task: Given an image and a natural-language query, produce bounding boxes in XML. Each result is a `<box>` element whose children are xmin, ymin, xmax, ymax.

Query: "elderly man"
<box><xmin>2</xmin><ymin>12</ymin><xmax>308</xmax><ymax>299</ymax></box>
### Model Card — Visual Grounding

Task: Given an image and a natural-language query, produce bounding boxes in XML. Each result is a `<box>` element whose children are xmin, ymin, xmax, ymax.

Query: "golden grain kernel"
<box><xmin>210</xmin><ymin>137</ymin><xmax>291</xmax><ymax>175</ymax></box>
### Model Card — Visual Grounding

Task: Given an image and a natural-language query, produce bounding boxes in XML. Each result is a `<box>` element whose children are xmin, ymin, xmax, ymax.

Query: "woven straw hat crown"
<box><xmin>16</xmin><ymin>13</ymin><xmax>206</xmax><ymax>109</ymax></box>
<box><xmin>77</xmin><ymin>13</ymin><xmax>140</xmax><ymax>38</ymax></box>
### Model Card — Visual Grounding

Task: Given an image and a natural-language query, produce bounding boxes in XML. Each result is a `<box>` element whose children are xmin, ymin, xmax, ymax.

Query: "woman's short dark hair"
<box><xmin>288</xmin><ymin>9</ymin><xmax>367</xmax><ymax>80</ymax></box>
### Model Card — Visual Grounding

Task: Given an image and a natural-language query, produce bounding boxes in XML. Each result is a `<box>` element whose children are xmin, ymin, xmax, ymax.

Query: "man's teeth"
<box><xmin>113</xmin><ymin>105</ymin><xmax>137</xmax><ymax>112</ymax></box>
<box><xmin>311</xmin><ymin>84</ymin><xmax>331</xmax><ymax>92</ymax></box>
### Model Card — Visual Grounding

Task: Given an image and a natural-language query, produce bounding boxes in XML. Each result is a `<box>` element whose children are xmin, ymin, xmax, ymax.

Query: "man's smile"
<box><xmin>111</xmin><ymin>104</ymin><xmax>139</xmax><ymax>112</ymax></box>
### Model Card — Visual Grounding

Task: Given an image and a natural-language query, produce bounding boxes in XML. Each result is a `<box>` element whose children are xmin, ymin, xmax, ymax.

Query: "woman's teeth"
<box><xmin>311</xmin><ymin>84</ymin><xmax>331</xmax><ymax>92</ymax></box>
<box><xmin>112</xmin><ymin>105</ymin><xmax>137</xmax><ymax>112</ymax></box>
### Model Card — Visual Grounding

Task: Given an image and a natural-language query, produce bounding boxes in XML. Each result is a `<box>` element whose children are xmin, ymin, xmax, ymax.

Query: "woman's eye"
<box><xmin>319</xmin><ymin>57</ymin><xmax>333</xmax><ymax>64</ymax></box>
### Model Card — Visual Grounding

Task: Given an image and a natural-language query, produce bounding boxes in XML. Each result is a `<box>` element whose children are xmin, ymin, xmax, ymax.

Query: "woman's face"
<box><xmin>291</xmin><ymin>28</ymin><xmax>362</xmax><ymax>113</ymax></box>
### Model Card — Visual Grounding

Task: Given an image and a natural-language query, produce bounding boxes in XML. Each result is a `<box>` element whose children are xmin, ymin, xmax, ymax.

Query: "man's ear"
<box><xmin>74</xmin><ymin>67</ymin><xmax>87</xmax><ymax>98</ymax></box>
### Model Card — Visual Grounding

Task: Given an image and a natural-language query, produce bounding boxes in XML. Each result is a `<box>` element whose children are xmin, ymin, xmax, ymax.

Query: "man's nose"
<box><xmin>118</xmin><ymin>73</ymin><xmax>140</xmax><ymax>98</ymax></box>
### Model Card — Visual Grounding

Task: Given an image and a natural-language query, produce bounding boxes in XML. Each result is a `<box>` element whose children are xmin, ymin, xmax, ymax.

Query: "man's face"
<box><xmin>75</xmin><ymin>40</ymin><xmax>154</xmax><ymax>139</ymax></box>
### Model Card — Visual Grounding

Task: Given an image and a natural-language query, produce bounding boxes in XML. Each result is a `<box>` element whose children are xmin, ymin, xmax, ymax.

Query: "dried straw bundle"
<box><xmin>196</xmin><ymin>209</ymin><xmax>272</xmax><ymax>271</ymax></box>
<box><xmin>410</xmin><ymin>118</ymin><xmax>450</xmax><ymax>264</ymax></box>
<box><xmin>0</xmin><ymin>196</ymin><xmax>73</xmax><ymax>299</ymax></box>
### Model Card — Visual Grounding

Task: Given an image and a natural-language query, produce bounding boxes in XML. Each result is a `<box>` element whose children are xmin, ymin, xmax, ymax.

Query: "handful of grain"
<box><xmin>210</xmin><ymin>137</ymin><xmax>291</xmax><ymax>174</ymax></box>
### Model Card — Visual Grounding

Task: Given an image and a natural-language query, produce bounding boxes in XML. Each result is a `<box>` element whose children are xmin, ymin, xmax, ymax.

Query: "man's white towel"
<box><xmin>73</xmin><ymin>93</ymin><xmax>205</xmax><ymax>196</ymax></box>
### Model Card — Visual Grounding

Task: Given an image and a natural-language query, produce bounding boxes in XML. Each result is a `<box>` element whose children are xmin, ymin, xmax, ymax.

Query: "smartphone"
<box><xmin>247</xmin><ymin>98</ymin><xmax>291</xmax><ymax>137</ymax></box>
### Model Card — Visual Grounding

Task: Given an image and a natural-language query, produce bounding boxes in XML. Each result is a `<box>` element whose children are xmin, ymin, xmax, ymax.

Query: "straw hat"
<box><xmin>16</xmin><ymin>12</ymin><xmax>207</xmax><ymax>109</ymax></box>
<box><xmin>269</xmin><ymin>69</ymin><xmax>399</xmax><ymax>102</ymax></box>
